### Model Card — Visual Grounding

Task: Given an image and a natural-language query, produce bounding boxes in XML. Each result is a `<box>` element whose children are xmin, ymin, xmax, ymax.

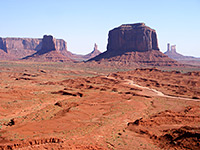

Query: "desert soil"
<box><xmin>0</xmin><ymin>61</ymin><xmax>199</xmax><ymax>150</ymax></box>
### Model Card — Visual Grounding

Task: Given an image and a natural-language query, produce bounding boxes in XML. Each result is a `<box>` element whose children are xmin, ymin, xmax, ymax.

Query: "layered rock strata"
<box><xmin>0</xmin><ymin>37</ymin><xmax>68</xmax><ymax>59</ymax></box>
<box><xmin>22</xmin><ymin>35</ymin><xmax>72</xmax><ymax>62</ymax></box>
<box><xmin>89</xmin><ymin>23</ymin><xmax>178</xmax><ymax>66</ymax></box>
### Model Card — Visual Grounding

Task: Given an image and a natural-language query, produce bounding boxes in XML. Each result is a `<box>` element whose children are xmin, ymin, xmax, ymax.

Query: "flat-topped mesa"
<box><xmin>89</xmin><ymin>22</ymin><xmax>179</xmax><ymax>66</ymax></box>
<box><xmin>0</xmin><ymin>36</ymin><xmax>69</xmax><ymax>59</ymax></box>
<box><xmin>107</xmin><ymin>23</ymin><xmax>159</xmax><ymax>53</ymax></box>
<box><xmin>120</xmin><ymin>23</ymin><xmax>146</xmax><ymax>29</ymax></box>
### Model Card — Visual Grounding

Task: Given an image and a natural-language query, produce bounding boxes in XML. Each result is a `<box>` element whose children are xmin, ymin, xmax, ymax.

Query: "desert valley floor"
<box><xmin>0</xmin><ymin>61</ymin><xmax>199</xmax><ymax>150</ymax></box>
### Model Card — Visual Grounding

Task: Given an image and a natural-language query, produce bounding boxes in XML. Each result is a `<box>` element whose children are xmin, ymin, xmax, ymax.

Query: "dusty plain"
<box><xmin>0</xmin><ymin>61</ymin><xmax>199</xmax><ymax>150</ymax></box>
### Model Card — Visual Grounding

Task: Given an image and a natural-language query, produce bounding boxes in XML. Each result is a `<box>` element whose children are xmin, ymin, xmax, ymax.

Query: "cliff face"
<box><xmin>38</xmin><ymin>35</ymin><xmax>56</xmax><ymax>55</ymax></box>
<box><xmin>0</xmin><ymin>37</ymin><xmax>68</xmax><ymax>59</ymax></box>
<box><xmin>22</xmin><ymin>35</ymin><xmax>72</xmax><ymax>62</ymax></box>
<box><xmin>0</xmin><ymin>49</ymin><xmax>16</xmax><ymax>60</ymax></box>
<box><xmin>0</xmin><ymin>36</ymin><xmax>99</xmax><ymax>61</ymax></box>
<box><xmin>0</xmin><ymin>38</ymin><xmax>41</xmax><ymax>52</ymax></box>
<box><xmin>107</xmin><ymin>23</ymin><xmax>159</xmax><ymax>53</ymax></box>
<box><xmin>0</xmin><ymin>37</ymin><xmax>8</xmax><ymax>53</ymax></box>
<box><xmin>0</xmin><ymin>38</ymin><xmax>41</xmax><ymax>58</ymax></box>
<box><xmin>89</xmin><ymin>23</ymin><xmax>178</xmax><ymax>66</ymax></box>
<box><xmin>55</xmin><ymin>39</ymin><xmax>67</xmax><ymax>54</ymax></box>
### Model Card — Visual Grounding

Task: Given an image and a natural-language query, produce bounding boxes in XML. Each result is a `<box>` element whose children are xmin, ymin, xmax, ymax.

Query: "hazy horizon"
<box><xmin>1</xmin><ymin>0</ymin><xmax>200</xmax><ymax>57</ymax></box>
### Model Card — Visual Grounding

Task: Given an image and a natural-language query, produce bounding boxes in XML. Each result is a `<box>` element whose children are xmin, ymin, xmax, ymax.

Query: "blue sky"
<box><xmin>1</xmin><ymin>0</ymin><xmax>200</xmax><ymax>56</ymax></box>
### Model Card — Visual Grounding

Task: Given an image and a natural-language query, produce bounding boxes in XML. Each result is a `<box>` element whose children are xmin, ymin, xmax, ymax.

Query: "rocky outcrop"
<box><xmin>0</xmin><ymin>138</ymin><xmax>63</xmax><ymax>150</ymax></box>
<box><xmin>55</xmin><ymin>39</ymin><xmax>68</xmax><ymax>56</ymax></box>
<box><xmin>83</xmin><ymin>43</ymin><xmax>101</xmax><ymax>60</ymax></box>
<box><xmin>37</xmin><ymin>35</ymin><xmax>56</xmax><ymax>55</ymax></box>
<box><xmin>164</xmin><ymin>49</ymin><xmax>185</xmax><ymax>60</ymax></box>
<box><xmin>0</xmin><ymin>36</ymin><xmax>100</xmax><ymax>62</ymax></box>
<box><xmin>0</xmin><ymin>37</ymin><xmax>41</xmax><ymax>52</ymax></box>
<box><xmin>164</xmin><ymin>43</ymin><xmax>200</xmax><ymax>61</ymax></box>
<box><xmin>107</xmin><ymin>23</ymin><xmax>159</xmax><ymax>53</ymax></box>
<box><xmin>0</xmin><ymin>37</ymin><xmax>68</xmax><ymax>59</ymax></box>
<box><xmin>0</xmin><ymin>37</ymin><xmax>8</xmax><ymax>53</ymax></box>
<box><xmin>89</xmin><ymin>23</ymin><xmax>178</xmax><ymax>66</ymax></box>
<box><xmin>66</xmin><ymin>43</ymin><xmax>101</xmax><ymax>61</ymax></box>
<box><xmin>22</xmin><ymin>35</ymin><xmax>72</xmax><ymax>62</ymax></box>
<box><xmin>0</xmin><ymin>38</ymin><xmax>41</xmax><ymax>59</ymax></box>
<box><xmin>0</xmin><ymin>49</ymin><xmax>16</xmax><ymax>60</ymax></box>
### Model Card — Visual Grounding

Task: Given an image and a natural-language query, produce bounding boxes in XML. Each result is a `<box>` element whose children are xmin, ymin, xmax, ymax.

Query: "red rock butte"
<box><xmin>0</xmin><ymin>36</ymin><xmax>101</xmax><ymax>61</ymax></box>
<box><xmin>22</xmin><ymin>35</ymin><xmax>73</xmax><ymax>62</ymax></box>
<box><xmin>89</xmin><ymin>23</ymin><xmax>178</xmax><ymax>66</ymax></box>
<box><xmin>107</xmin><ymin>23</ymin><xmax>159</xmax><ymax>52</ymax></box>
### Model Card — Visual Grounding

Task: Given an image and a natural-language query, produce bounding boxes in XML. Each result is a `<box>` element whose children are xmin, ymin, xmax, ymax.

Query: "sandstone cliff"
<box><xmin>89</xmin><ymin>23</ymin><xmax>178</xmax><ymax>66</ymax></box>
<box><xmin>107</xmin><ymin>23</ymin><xmax>159</xmax><ymax>53</ymax></box>
<box><xmin>0</xmin><ymin>37</ymin><xmax>41</xmax><ymax>59</ymax></box>
<box><xmin>0</xmin><ymin>36</ymin><xmax>100</xmax><ymax>62</ymax></box>
<box><xmin>0</xmin><ymin>49</ymin><xmax>16</xmax><ymax>60</ymax></box>
<box><xmin>0</xmin><ymin>37</ymin><xmax>68</xmax><ymax>59</ymax></box>
<box><xmin>22</xmin><ymin>35</ymin><xmax>72</xmax><ymax>62</ymax></box>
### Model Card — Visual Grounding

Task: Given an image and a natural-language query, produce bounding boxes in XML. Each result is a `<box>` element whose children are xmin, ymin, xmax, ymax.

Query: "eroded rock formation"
<box><xmin>0</xmin><ymin>35</ymin><xmax>101</xmax><ymax>62</ymax></box>
<box><xmin>83</xmin><ymin>43</ymin><xmax>101</xmax><ymax>60</ymax></box>
<box><xmin>107</xmin><ymin>23</ymin><xmax>159</xmax><ymax>53</ymax></box>
<box><xmin>0</xmin><ymin>37</ymin><xmax>68</xmax><ymax>59</ymax></box>
<box><xmin>37</xmin><ymin>35</ymin><xmax>56</xmax><ymax>55</ymax></box>
<box><xmin>89</xmin><ymin>23</ymin><xmax>178</xmax><ymax>66</ymax></box>
<box><xmin>65</xmin><ymin>43</ymin><xmax>101</xmax><ymax>61</ymax></box>
<box><xmin>164</xmin><ymin>43</ymin><xmax>200</xmax><ymax>61</ymax></box>
<box><xmin>22</xmin><ymin>35</ymin><xmax>72</xmax><ymax>62</ymax></box>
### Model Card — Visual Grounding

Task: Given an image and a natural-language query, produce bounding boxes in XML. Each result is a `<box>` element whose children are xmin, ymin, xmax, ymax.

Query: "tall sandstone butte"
<box><xmin>22</xmin><ymin>35</ymin><xmax>72</xmax><ymax>62</ymax></box>
<box><xmin>89</xmin><ymin>23</ymin><xmax>178</xmax><ymax>66</ymax></box>
<box><xmin>107</xmin><ymin>23</ymin><xmax>159</xmax><ymax>53</ymax></box>
<box><xmin>38</xmin><ymin>35</ymin><xmax>56</xmax><ymax>54</ymax></box>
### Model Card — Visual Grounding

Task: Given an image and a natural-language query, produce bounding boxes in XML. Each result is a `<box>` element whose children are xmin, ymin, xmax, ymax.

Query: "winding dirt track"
<box><xmin>107</xmin><ymin>76</ymin><xmax>200</xmax><ymax>102</ymax></box>
<box><xmin>125</xmin><ymin>79</ymin><xmax>200</xmax><ymax>102</ymax></box>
